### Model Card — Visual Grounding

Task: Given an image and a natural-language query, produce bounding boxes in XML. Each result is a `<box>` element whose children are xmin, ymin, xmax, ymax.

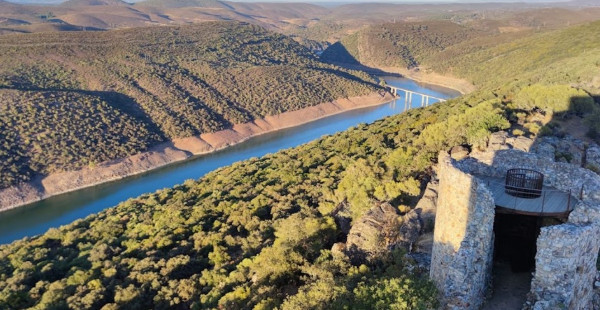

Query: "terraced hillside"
<box><xmin>0</xmin><ymin>21</ymin><xmax>379</xmax><ymax>189</ymax></box>
<box><xmin>1</xmin><ymin>18</ymin><xmax>599</xmax><ymax>310</ymax></box>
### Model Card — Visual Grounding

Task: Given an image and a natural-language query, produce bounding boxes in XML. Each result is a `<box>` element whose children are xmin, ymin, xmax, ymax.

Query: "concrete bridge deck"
<box><xmin>386</xmin><ymin>85</ymin><xmax>447</xmax><ymax>107</ymax></box>
<box><xmin>474</xmin><ymin>174</ymin><xmax>577</xmax><ymax>217</ymax></box>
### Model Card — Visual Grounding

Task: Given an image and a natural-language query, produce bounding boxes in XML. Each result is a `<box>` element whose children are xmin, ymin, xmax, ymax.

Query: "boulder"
<box><xmin>450</xmin><ymin>145</ymin><xmax>470</xmax><ymax>160</ymax></box>
<box><xmin>331</xmin><ymin>201</ymin><xmax>352</xmax><ymax>235</ymax></box>
<box><xmin>532</xmin><ymin>142</ymin><xmax>556</xmax><ymax>161</ymax></box>
<box><xmin>488</xmin><ymin>131</ymin><xmax>509</xmax><ymax>151</ymax></box>
<box><xmin>331</xmin><ymin>242</ymin><xmax>346</xmax><ymax>258</ymax></box>
<box><xmin>345</xmin><ymin>200</ymin><xmax>432</xmax><ymax>264</ymax></box>
<box><xmin>345</xmin><ymin>202</ymin><xmax>401</xmax><ymax>263</ymax></box>
<box><xmin>509</xmin><ymin>136</ymin><xmax>535</xmax><ymax>152</ymax></box>
<box><xmin>399</xmin><ymin>208</ymin><xmax>423</xmax><ymax>252</ymax></box>
<box><xmin>586</xmin><ymin>144</ymin><xmax>600</xmax><ymax>172</ymax></box>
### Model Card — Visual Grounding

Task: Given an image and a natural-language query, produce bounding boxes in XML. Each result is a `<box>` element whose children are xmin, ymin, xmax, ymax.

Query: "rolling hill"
<box><xmin>2</xmin><ymin>0</ymin><xmax>599</xmax><ymax>48</ymax></box>
<box><xmin>0</xmin><ymin>21</ymin><xmax>379</xmax><ymax>189</ymax></box>
<box><xmin>321</xmin><ymin>20</ymin><xmax>483</xmax><ymax>68</ymax></box>
<box><xmin>134</xmin><ymin>0</ymin><xmax>231</xmax><ymax>9</ymax></box>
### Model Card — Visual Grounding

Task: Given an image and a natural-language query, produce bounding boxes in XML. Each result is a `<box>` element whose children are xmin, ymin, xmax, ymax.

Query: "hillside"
<box><xmin>428</xmin><ymin>19</ymin><xmax>600</xmax><ymax>91</ymax></box>
<box><xmin>0</xmin><ymin>0</ymin><xmax>330</xmax><ymax>34</ymax></box>
<box><xmin>320</xmin><ymin>8</ymin><xmax>600</xmax><ymax>70</ymax></box>
<box><xmin>134</xmin><ymin>0</ymin><xmax>230</xmax><ymax>9</ymax></box>
<box><xmin>321</xmin><ymin>20</ymin><xmax>482</xmax><ymax>68</ymax></box>
<box><xmin>0</xmin><ymin>22</ymin><xmax>379</xmax><ymax>189</ymax></box>
<box><xmin>60</xmin><ymin>0</ymin><xmax>130</xmax><ymax>7</ymax></box>
<box><xmin>2</xmin><ymin>0</ymin><xmax>599</xmax><ymax>45</ymax></box>
<box><xmin>1</xmin><ymin>18</ymin><xmax>599</xmax><ymax>310</ymax></box>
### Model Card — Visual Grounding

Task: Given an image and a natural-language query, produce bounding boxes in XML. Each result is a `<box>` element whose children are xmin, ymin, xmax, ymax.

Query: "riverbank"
<box><xmin>328</xmin><ymin>62</ymin><xmax>475</xmax><ymax>95</ymax></box>
<box><xmin>0</xmin><ymin>91</ymin><xmax>395</xmax><ymax>213</ymax></box>
<box><xmin>379</xmin><ymin>67</ymin><xmax>476</xmax><ymax>95</ymax></box>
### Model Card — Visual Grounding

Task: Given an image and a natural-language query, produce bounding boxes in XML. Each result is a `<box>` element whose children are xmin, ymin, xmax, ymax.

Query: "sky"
<box><xmin>6</xmin><ymin>0</ymin><xmax>574</xmax><ymax>3</ymax></box>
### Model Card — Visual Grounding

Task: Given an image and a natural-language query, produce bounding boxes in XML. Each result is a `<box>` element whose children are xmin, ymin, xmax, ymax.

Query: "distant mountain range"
<box><xmin>0</xmin><ymin>0</ymin><xmax>334</xmax><ymax>35</ymax></box>
<box><xmin>2</xmin><ymin>0</ymin><xmax>592</xmax><ymax>3</ymax></box>
<box><xmin>1</xmin><ymin>0</ymin><xmax>598</xmax><ymax>38</ymax></box>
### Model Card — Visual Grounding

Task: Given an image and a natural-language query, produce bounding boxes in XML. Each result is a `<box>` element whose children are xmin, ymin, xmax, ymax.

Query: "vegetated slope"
<box><xmin>429</xmin><ymin>20</ymin><xmax>600</xmax><ymax>139</ymax></box>
<box><xmin>2</xmin><ymin>19</ymin><xmax>600</xmax><ymax>310</ymax></box>
<box><xmin>428</xmin><ymin>19</ymin><xmax>600</xmax><ymax>90</ymax></box>
<box><xmin>321</xmin><ymin>20</ymin><xmax>483</xmax><ymax>68</ymax></box>
<box><xmin>0</xmin><ymin>90</ymin><xmax>160</xmax><ymax>187</ymax></box>
<box><xmin>319</xmin><ymin>8</ymin><xmax>600</xmax><ymax>69</ymax></box>
<box><xmin>0</xmin><ymin>22</ymin><xmax>379</xmax><ymax>189</ymax></box>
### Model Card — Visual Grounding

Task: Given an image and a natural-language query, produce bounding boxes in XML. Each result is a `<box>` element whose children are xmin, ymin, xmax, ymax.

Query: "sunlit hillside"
<box><xmin>1</xmin><ymin>17</ymin><xmax>599</xmax><ymax>310</ymax></box>
<box><xmin>0</xmin><ymin>22</ymin><xmax>379</xmax><ymax>189</ymax></box>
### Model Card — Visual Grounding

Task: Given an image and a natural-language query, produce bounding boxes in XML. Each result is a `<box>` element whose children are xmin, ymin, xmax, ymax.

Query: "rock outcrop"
<box><xmin>587</xmin><ymin>144</ymin><xmax>600</xmax><ymax>172</ymax></box>
<box><xmin>338</xmin><ymin>200</ymin><xmax>432</xmax><ymax>264</ymax></box>
<box><xmin>414</xmin><ymin>181</ymin><xmax>438</xmax><ymax>234</ymax></box>
<box><xmin>450</xmin><ymin>145</ymin><xmax>470</xmax><ymax>160</ymax></box>
<box><xmin>345</xmin><ymin>202</ymin><xmax>402</xmax><ymax>263</ymax></box>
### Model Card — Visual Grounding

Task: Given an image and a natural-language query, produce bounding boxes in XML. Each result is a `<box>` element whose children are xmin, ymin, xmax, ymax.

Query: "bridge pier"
<box><xmin>388</xmin><ymin>85</ymin><xmax>446</xmax><ymax>111</ymax></box>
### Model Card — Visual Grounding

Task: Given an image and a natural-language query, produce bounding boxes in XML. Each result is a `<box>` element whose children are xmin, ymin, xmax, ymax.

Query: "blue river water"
<box><xmin>0</xmin><ymin>76</ymin><xmax>459</xmax><ymax>244</ymax></box>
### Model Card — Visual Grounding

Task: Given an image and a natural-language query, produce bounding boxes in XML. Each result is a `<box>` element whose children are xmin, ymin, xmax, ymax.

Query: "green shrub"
<box><xmin>512</xmin><ymin>129</ymin><xmax>525</xmax><ymax>136</ymax></box>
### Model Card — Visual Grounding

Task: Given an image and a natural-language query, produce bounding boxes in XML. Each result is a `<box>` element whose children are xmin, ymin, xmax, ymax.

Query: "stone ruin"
<box><xmin>430</xmin><ymin>144</ymin><xmax>600</xmax><ymax>309</ymax></box>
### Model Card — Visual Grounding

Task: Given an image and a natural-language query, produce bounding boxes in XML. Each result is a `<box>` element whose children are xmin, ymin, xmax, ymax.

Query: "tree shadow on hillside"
<box><xmin>0</xmin><ymin>86</ymin><xmax>167</xmax><ymax>140</ymax></box>
<box><xmin>533</xmin><ymin>95</ymin><xmax>600</xmax><ymax>149</ymax></box>
<box><xmin>320</xmin><ymin>42</ymin><xmax>404</xmax><ymax>78</ymax></box>
<box><xmin>311</xmin><ymin>66</ymin><xmax>385</xmax><ymax>90</ymax></box>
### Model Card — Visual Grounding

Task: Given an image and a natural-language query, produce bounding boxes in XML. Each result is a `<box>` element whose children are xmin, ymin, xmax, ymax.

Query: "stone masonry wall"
<box><xmin>431</xmin><ymin>153</ymin><xmax>495</xmax><ymax>310</ymax></box>
<box><xmin>433</xmin><ymin>147</ymin><xmax>600</xmax><ymax>309</ymax></box>
<box><xmin>455</xmin><ymin>149</ymin><xmax>600</xmax><ymax>202</ymax></box>
<box><xmin>529</xmin><ymin>223</ymin><xmax>600</xmax><ymax>310</ymax></box>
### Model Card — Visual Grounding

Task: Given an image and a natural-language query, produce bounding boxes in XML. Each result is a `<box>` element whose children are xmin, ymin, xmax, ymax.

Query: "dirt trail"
<box><xmin>483</xmin><ymin>262</ymin><xmax>532</xmax><ymax>310</ymax></box>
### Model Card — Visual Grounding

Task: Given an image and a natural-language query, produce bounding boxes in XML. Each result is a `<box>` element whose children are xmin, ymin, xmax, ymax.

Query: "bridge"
<box><xmin>386</xmin><ymin>85</ymin><xmax>446</xmax><ymax>111</ymax></box>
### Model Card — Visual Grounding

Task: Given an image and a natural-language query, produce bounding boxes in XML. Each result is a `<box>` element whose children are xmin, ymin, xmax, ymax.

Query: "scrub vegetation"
<box><xmin>321</xmin><ymin>20</ymin><xmax>481</xmax><ymax>68</ymax></box>
<box><xmin>2</xmin><ymin>18</ymin><xmax>600</xmax><ymax>310</ymax></box>
<box><xmin>0</xmin><ymin>21</ymin><xmax>380</xmax><ymax>189</ymax></box>
<box><xmin>1</xmin><ymin>9</ymin><xmax>600</xmax><ymax>310</ymax></box>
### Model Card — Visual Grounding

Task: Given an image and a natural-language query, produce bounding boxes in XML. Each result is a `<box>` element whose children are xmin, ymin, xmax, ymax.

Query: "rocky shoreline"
<box><xmin>0</xmin><ymin>91</ymin><xmax>395</xmax><ymax>213</ymax></box>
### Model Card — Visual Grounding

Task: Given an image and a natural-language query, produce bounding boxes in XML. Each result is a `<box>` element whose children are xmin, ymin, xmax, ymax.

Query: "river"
<box><xmin>0</xmin><ymin>76</ymin><xmax>459</xmax><ymax>244</ymax></box>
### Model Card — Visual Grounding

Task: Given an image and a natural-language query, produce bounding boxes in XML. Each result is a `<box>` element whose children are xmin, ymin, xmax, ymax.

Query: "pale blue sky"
<box><xmin>6</xmin><ymin>0</ymin><xmax>573</xmax><ymax>3</ymax></box>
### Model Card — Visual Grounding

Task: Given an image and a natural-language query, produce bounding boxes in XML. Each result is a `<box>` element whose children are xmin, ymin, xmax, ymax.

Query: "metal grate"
<box><xmin>505</xmin><ymin>168</ymin><xmax>544</xmax><ymax>199</ymax></box>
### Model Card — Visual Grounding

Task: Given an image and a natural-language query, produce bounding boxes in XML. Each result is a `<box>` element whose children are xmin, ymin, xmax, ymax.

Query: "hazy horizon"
<box><xmin>4</xmin><ymin>0</ymin><xmax>577</xmax><ymax>4</ymax></box>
